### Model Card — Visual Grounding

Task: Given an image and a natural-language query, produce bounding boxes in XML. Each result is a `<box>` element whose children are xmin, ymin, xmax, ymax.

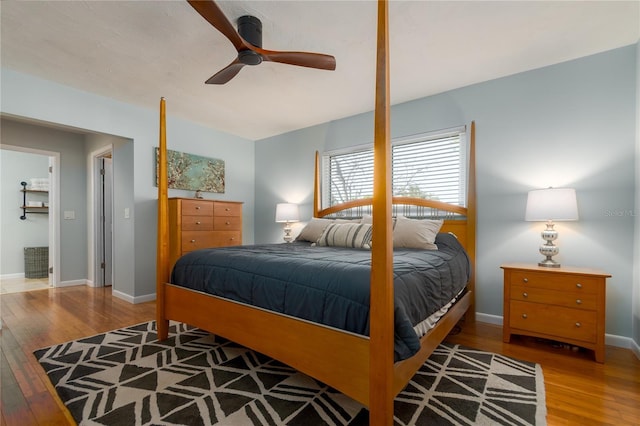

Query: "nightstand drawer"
<box><xmin>509</xmin><ymin>270</ymin><xmax>599</xmax><ymax>294</ymax></box>
<box><xmin>509</xmin><ymin>300</ymin><xmax>597</xmax><ymax>343</ymax></box>
<box><xmin>510</xmin><ymin>285</ymin><xmax>597</xmax><ymax>310</ymax></box>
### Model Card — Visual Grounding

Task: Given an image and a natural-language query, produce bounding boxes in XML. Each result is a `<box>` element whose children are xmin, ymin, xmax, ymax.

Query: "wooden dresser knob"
<box><xmin>195</xmin><ymin>206</ymin><xmax>200</xmax><ymax>210</ymax></box>
<box><xmin>196</xmin><ymin>221</ymin><xmax>201</xmax><ymax>225</ymax></box>
<box><xmin>575</xmin><ymin>322</ymin><xmax>582</xmax><ymax>327</ymax></box>
<box><xmin>523</xmin><ymin>292</ymin><xmax>528</xmax><ymax>298</ymax></box>
<box><xmin>225</xmin><ymin>208</ymin><xmax>230</xmax><ymax>211</ymax></box>
<box><xmin>190</xmin><ymin>239</ymin><xmax>196</xmax><ymax>243</ymax></box>
<box><xmin>230</xmin><ymin>237</ymin><xmax>235</xmax><ymax>241</ymax></box>
<box><xmin>522</xmin><ymin>314</ymin><xmax>528</xmax><ymax>319</ymax></box>
<box><xmin>225</xmin><ymin>221</ymin><xmax>230</xmax><ymax>225</ymax></box>
<box><xmin>576</xmin><ymin>283</ymin><xmax>582</xmax><ymax>289</ymax></box>
<box><xmin>522</xmin><ymin>278</ymin><xmax>528</xmax><ymax>283</ymax></box>
<box><xmin>576</xmin><ymin>299</ymin><xmax>582</xmax><ymax>305</ymax></box>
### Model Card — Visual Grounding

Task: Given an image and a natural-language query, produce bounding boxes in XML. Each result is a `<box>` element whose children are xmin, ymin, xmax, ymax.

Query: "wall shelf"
<box><xmin>20</xmin><ymin>181</ymin><xmax>49</xmax><ymax>220</ymax></box>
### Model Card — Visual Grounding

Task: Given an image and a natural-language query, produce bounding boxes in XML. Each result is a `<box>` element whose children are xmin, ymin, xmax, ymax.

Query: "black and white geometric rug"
<box><xmin>34</xmin><ymin>321</ymin><xmax>546</xmax><ymax>425</ymax></box>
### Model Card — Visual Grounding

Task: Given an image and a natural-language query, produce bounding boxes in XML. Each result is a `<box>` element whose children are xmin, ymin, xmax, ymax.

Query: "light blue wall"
<box><xmin>256</xmin><ymin>45</ymin><xmax>638</xmax><ymax>340</ymax></box>
<box><xmin>1</xmin><ymin>69</ymin><xmax>255</xmax><ymax>301</ymax></box>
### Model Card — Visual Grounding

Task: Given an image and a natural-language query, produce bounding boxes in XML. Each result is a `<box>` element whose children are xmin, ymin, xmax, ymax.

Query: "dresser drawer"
<box><xmin>181</xmin><ymin>215</ymin><xmax>214</xmax><ymax>231</ymax></box>
<box><xmin>509</xmin><ymin>300</ymin><xmax>597</xmax><ymax>343</ymax></box>
<box><xmin>214</xmin><ymin>216</ymin><xmax>242</xmax><ymax>231</ymax></box>
<box><xmin>510</xmin><ymin>285</ymin><xmax>597</xmax><ymax>310</ymax></box>
<box><xmin>214</xmin><ymin>202</ymin><xmax>242</xmax><ymax>217</ymax></box>
<box><xmin>181</xmin><ymin>231</ymin><xmax>219</xmax><ymax>252</ymax></box>
<box><xmin>509</xmin><ymin>269</ymin><xmax>599</xmax><ymax>294</ymax></box>
<box><xmin>181</xmin><ymin>199</ymin><xmax>214</xmax><ymax>216</ymax></box>
<box><xmin>211</xmin><ymin>231</ymin><xmax>241</xmax><ymax>247</ymax></box>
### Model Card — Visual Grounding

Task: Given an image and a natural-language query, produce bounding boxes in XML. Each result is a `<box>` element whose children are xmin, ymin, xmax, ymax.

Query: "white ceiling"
<box><xmin>1</xmin><ymin>1</ymin><xmax>638</xmax><ymax>140</ymax></box>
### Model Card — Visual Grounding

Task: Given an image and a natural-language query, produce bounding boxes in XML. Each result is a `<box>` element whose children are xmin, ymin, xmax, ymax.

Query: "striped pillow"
<box><xmin>316</xmin><ymin>223</ymin><xmax>373</xmax><ymax>249</ymax></box>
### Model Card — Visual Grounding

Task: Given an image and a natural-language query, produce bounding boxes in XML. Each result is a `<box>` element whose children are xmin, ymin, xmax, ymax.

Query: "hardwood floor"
<box><xmin>1</xmin><ymin>285</ymin><xmax>638</xmax><ymax>425</ymax></box>
<box><xmin>0</xmin><ymin>277</ymin><xmax>50</xmax><ymax>295</ymax></box>
<box><xmin>1</xmin><ymin>286</ymin><xmax>155</xmax><ymax>425</ymax></box>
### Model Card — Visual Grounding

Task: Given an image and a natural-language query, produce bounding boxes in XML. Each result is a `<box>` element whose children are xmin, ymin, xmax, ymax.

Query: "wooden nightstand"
<box><xmin>501</xmin><ymin>263</ymin><xmax>610</xmax><ymax>363</ymax></box>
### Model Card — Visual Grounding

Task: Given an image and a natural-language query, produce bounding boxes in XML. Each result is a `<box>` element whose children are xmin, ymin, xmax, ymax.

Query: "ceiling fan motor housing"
<box><xmin>238</xmin><ymin>15</ymin><xmax>263</xmax><ymax>65</ymax></box>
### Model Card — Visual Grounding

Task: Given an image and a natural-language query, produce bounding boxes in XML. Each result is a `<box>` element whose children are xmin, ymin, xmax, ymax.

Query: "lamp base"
<box><xmin>283</xmin><ymin>223</ymin><xmax>293</xmax><ymax>243</ymax></box>
<box><xmin>538</xmin><ymin>221</ymin><xmax>561</xmax><ymax>267</ymax></box>
<box><xmin>538</xmin><ymin>258</ymin><xmax>561</xmax><ymax>268</ymax></box>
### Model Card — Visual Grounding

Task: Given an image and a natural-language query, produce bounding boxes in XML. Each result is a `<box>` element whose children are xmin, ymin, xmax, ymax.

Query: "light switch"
<box><xmin>63</xmin><ymin>210</ymin><xmax>75</xmax><ymax>220</ymax></box>
<box><xmin>124</xmin><ymin>208</ymin><xmax>130</xmax><ymax>219</ymax></box>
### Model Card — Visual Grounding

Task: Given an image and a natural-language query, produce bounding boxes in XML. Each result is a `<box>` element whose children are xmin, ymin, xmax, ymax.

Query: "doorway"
<box><xmin>0</xmin><ymin>145</ymin><xmax>59</xmax><ymax>292</ymax></box>
<box><xmin>94</xmin><ymin>151</ymin><xmax>113</xmax><ymax>287</ymax></box>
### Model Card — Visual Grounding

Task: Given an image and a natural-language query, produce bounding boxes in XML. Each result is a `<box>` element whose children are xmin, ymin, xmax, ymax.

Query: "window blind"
<box><xmin>323</xmin><ymin>127</ymin><xmax>467</xmax><ymax>208</ymax></box>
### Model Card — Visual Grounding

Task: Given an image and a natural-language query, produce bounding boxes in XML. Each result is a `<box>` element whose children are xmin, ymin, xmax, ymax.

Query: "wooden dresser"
<box><xmin>501</xmin><ymin>263</ymin><xmax>610</xmax><ymax>362</ymax></box>
<box><xmin>168</xmin><ymin>198</ymin><xmax>243</xmax><ymax>269</ymax></box>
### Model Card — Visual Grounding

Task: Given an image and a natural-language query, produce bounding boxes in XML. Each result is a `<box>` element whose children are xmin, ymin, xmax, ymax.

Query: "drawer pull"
<box><xmin>576</xmin><ymin>299</ymin><xmax>582</xmax><ymax>305</ymax></box>
<box><xmin>196</xmin><ymin>221</ymin><xmax>201</xmax><ymax>225</ymax></box>
<box><xmin>225</xmin><ymin>221</ymin><xmax>230</xmax><ymax>225</ymax></box>
<box><xmin>522</xmin><ymin>292</ymin><xmax>528</xmax><ymax>298</ymax></box>
<box><xmin>190</xmin><ymin>239</ymin><xmax>196</xmax><ymax>243</ymax></box>
<box><xmin>575</xmin><ymin>322</ymin><xmax>581</xmax><ymax>328</ymax></box>
<box><xmin>576</xmin><ymin>283</ymin><xmax>582</xmax><ymax>289</ymax></box>
<box><xmin>523</xmin><ymin>278</ymin><xmax>528</xmax><ymax>283</ymax></box>
<box><xmin>225</xmin><ymin>208</ymin><xmax>230</xmax><ymax>211</ymax></box>
<box><xmin>230</xmin><ymin>237</ymin><xmax>235</xmax><ymax>240</ymax></box>
<box><xmin>522</xmin><ymin>314</ymin><xmax>528</xmax><ymax>319</ymax></box>
<box><xmin>195</xmin><ymin>206</ymin><xmax>201</xmax><ymax>210</ymax></box>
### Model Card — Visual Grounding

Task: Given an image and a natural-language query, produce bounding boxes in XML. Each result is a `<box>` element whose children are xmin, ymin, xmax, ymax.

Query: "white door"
<box><xmin>97</xmin><ymin>156</ymin><xmax>113</xmax><ymax>286</ymax></box>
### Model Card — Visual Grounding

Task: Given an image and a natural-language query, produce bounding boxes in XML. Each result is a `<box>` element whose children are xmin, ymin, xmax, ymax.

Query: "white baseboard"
<box><xmin>476</xmin><ymin>312</ymin><xmax>502</xmax><ymax>326</ymax></box>
<box><xmin>0</xmin><ymin>272</ymin><xmax>25</xmax><ymax>279</ymax></box>
<box><xmin>112</xmin><ymin>289</ymin><xmax>156</xmax><ymax>304</ymax></box>
<box><xmin>475</xmin><ymin>312</ymin><xmax>639</xmax><ymax>359</ymax></box>
<box><xmin>56</xmin><ymin>279</ymin><xmax>87</xmax><ymax>288</ymax></box>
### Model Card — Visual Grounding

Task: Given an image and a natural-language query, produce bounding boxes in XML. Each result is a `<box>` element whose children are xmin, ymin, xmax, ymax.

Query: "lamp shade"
<box><xmin>525</xmin><ymin>188</ymin><xmax>578</xmax><ymax>222</ymax></box>
<box><xmin>275</xmin><ymin>203</ymin><xmax>299</xmax><ymax>223</ymax></box>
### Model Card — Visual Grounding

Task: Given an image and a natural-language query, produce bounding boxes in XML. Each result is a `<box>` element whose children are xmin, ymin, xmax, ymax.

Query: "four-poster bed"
<box><xmin>156</xmin><ymin>2</ymin><xmax>476</xmax><ymax>424</ymax></box>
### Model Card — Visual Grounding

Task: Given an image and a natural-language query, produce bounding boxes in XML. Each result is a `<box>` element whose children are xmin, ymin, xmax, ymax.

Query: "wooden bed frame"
<box><xmin>155</xmin><ymin>3</ymin><xmax>476</xmax><ymax>424</ymax></box>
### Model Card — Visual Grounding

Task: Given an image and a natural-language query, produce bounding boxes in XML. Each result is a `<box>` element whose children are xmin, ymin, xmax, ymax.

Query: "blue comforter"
<box><xmin>171</xmin><ymin>232</ymin><xmax>470</xmax><ymax>361</ymax></box>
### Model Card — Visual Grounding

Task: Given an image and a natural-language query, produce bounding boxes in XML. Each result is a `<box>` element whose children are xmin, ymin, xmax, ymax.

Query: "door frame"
<box><xmin>88</xmin><ymin>146</ymin><xmax>114</xmax><ymax>287</ymax></box>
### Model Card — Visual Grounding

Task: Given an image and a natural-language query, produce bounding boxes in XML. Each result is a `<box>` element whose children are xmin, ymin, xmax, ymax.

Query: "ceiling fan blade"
<box><xmin>187</xmin><ymin>0</ymin><xmax>246</xmax><ymax>51</ymax></box>
<box><xmin>205</xmin><ymin>59</ymin><xmax>246</xmax><ymax>84</ymax></box>
<box><xmin>259</xmin><ymin>49</ymin><xmax>336</xmax><ymax>71</ymax></box>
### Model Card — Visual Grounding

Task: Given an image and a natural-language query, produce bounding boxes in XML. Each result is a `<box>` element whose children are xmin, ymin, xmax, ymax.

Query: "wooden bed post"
<box><xmin>314</xmin><ymin>151</ymin><xmax>321</xmax><ymax>218</ymax></box>
<box><xmin>369</xmin><ymin>0</ymin><xmax>394</xmax><ymax>424</ymax></box>
<box><xmin>156</xmin><ymin>97</ymin><xmax>170</xmax><ymax>340</ymax></box>
<box><xmin>467</xmin><ymin>121</ymin><xmax>477</xmax><ymax>322</ymax></box>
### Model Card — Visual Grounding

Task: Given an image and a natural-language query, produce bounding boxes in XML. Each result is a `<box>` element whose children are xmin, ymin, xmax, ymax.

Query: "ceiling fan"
<box><xmin>187</xmin><ymin>0</ymin><xmax>337</xmax><ymax>84</ymax></box>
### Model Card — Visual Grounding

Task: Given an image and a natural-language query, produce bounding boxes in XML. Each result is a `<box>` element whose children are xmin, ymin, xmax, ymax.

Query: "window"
<box><xmin>322</xmin><ymin>126</ymin><xmax>467</xmax><ymax>208</ymax></box>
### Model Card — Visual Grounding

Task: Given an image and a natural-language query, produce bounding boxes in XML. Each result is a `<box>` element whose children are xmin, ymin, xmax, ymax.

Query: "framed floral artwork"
<box><xmin>155</xmin><ymin>148</ymin><xmax>225</xmax><ymax>193</ymax></box>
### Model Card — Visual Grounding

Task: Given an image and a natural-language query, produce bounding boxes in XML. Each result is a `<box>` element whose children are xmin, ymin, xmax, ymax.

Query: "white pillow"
<box><xmin>393</xmin><ymin>216</ymin><xmax>443</xmax><ymax>250</ymax></box>
<box><xmin>296</xmin><ymin>218</ymin><xmax>333</xmax><ymax>242</ymax></box>
<box><xmin>316</xmin><ymin>223</ymin><xmax>373</xmax><ymax>249</ymax></box>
